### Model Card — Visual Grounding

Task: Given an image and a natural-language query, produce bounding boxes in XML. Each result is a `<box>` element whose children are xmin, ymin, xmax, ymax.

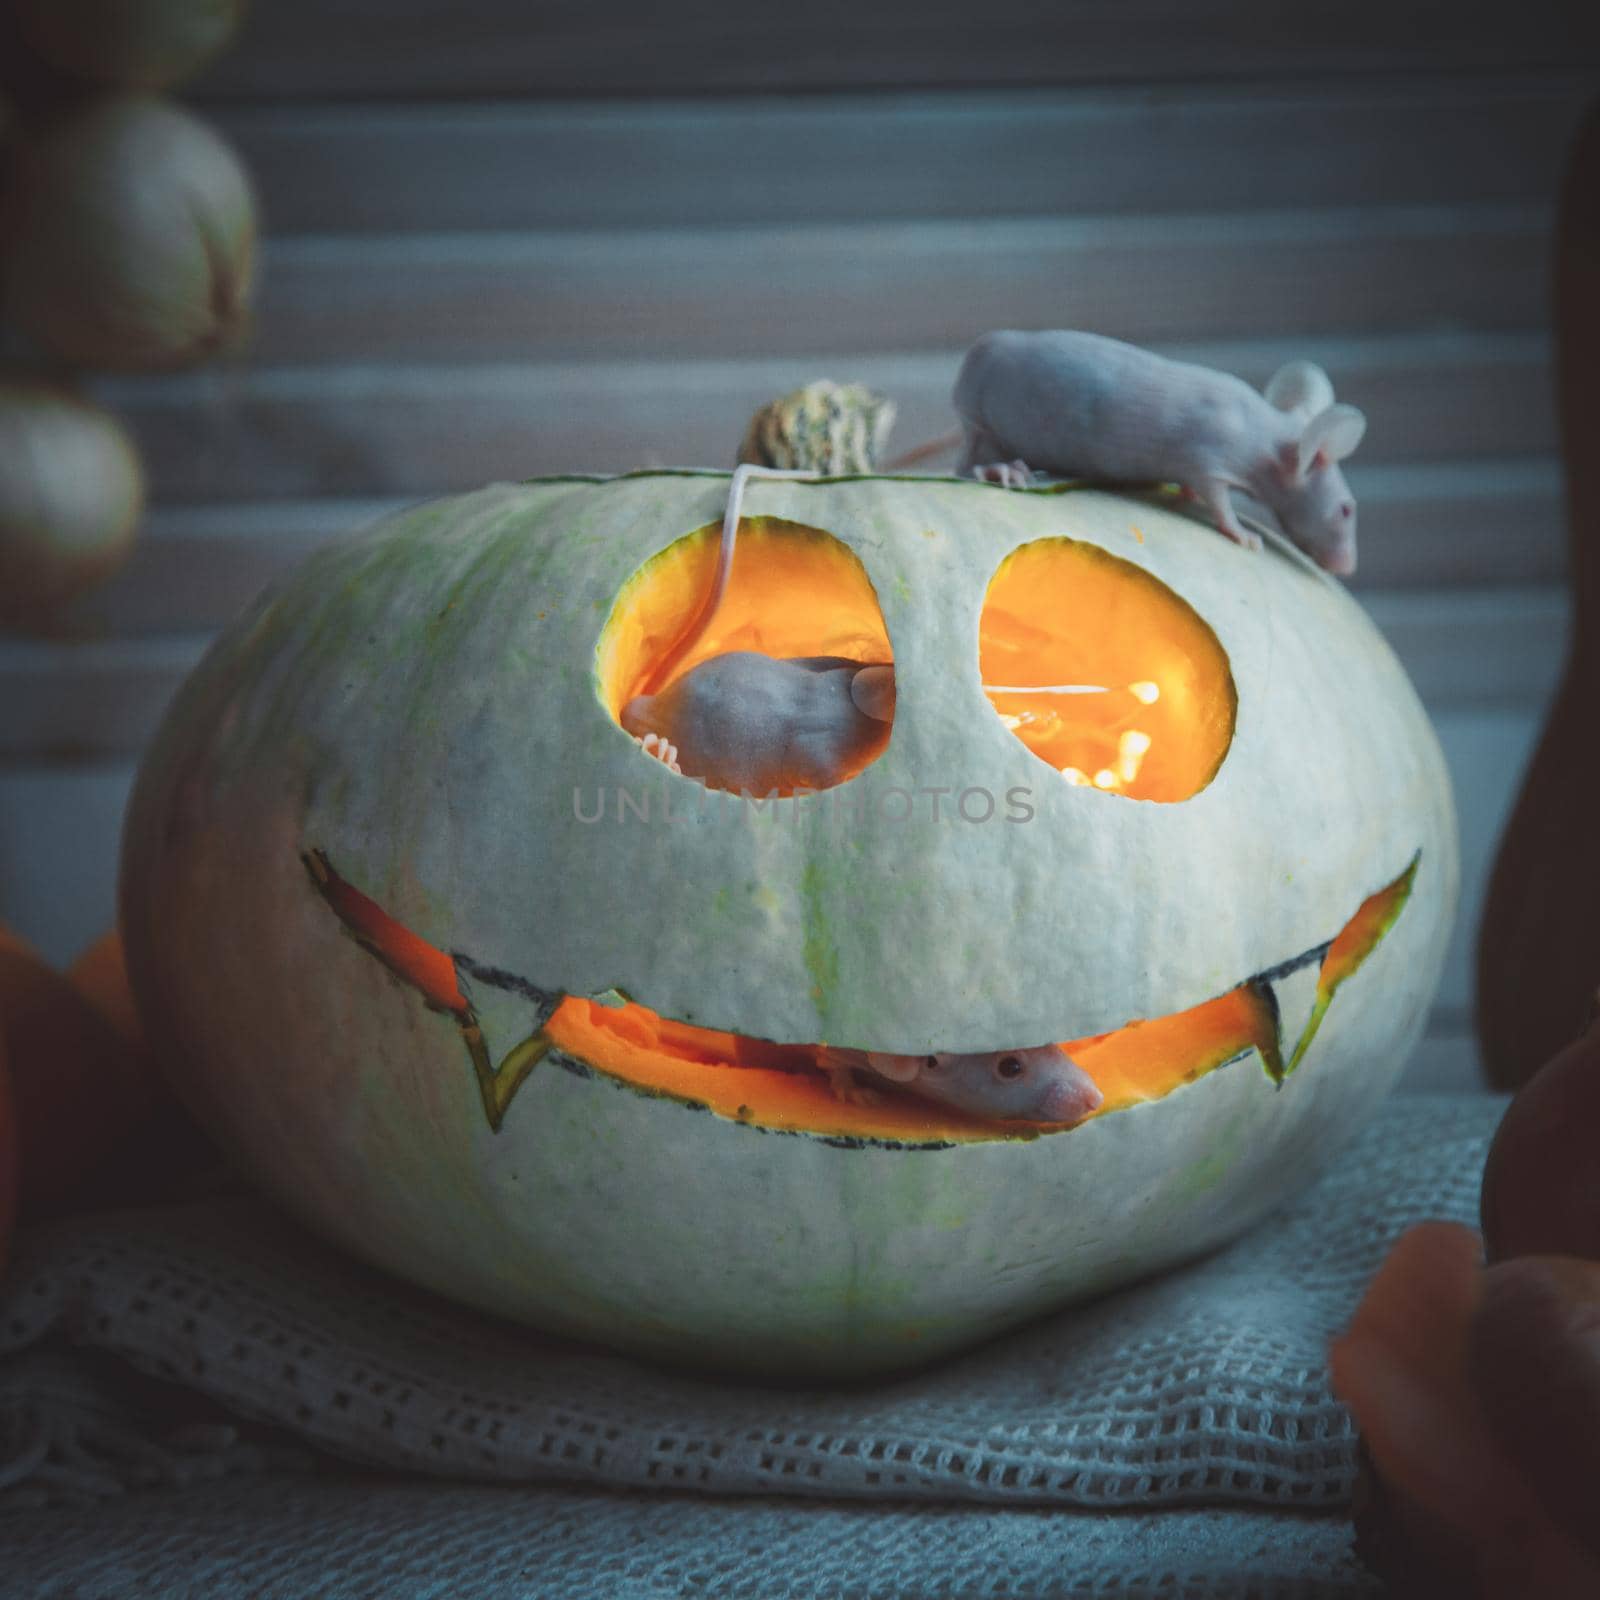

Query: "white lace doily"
<box><xmin>0</xmin><ymin>1095</ymin><xmax>1500</xmax><ymax>1516</ymax></box>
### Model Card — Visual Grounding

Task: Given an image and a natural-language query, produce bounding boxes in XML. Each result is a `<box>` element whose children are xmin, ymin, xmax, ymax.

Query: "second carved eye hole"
<box><xmin>978</xmin><ymin>536</ymin><xmax>1237</xmax><ymax>803</ymax></box>
<box><xmin>923</xmin><ymin>1055</ymin><xmax>943</xmax><ymax>1073</ymax></box>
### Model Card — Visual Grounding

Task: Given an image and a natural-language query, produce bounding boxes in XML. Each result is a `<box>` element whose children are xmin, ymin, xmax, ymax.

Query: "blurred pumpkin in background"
<box><xmin>0</xmin><ymin>0</ymin><xmax>257</xmax><ymax>629</ymax></box>
<box><xmin>14</xmin><ymin>0</ymin><xmax>247</xmax><ymax>91</ymax></box>
<box><xmin>2</xmin><ymin>93</ymin><xmax>257</xmax><ymax>371</ymax></box>
<box><xmin>0</xmin><ymin>379</ymin><xmax>143</xmax><ymax>625</ymax></box>
<box><xmin>0</xmin><ymin>926</ymin><xmax>154</xmax><ymax>1217</ymax></box>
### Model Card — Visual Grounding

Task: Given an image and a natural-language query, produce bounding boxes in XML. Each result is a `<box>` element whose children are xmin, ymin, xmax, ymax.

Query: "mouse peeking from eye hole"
<box><xmin>623</xmin><ymin>380</ymin><xmax>902</xmax><ymax>796</ymax></box>
<box><xmin>622</xmin><ymin>649</ymin><xmax>895</xmax><ymax>797</ymax></box>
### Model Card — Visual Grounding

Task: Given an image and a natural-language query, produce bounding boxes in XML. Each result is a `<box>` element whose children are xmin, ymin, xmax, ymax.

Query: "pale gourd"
<box><xmin>120</xmin><ymin>475</ymin><xmax>1458</xmax><ymax>1375</ymax></box>
<box><xmin>15</xmin><ymin>0</ymin><xmax>247</xmax><ymax>90</ymax></box>
<box><xmin>0</xmin><ymin>382</ymin><xmax>143</xmax><ymax>622</ymax></box>
<box><xmin>2</xmin><ymin>96</ymin><xmax>256</xmax><ymax>371</ymax></box>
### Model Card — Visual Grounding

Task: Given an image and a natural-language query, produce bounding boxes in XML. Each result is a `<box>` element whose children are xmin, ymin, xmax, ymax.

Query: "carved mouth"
<box><xmin>305</xmin><ymin>850</ymin><xmax>1418</xmax><ymax>1147</ymax></box>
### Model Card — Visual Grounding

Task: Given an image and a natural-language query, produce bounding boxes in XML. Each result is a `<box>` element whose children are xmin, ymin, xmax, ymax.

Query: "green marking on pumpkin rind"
<box><xmin>799</xmin><ymin>861</ymin><xmax>840</xmax><ymax>1014</ymax></box>
<box><xmin>467</xmin><ymin>1026</ymin><xmax>554</xmax><ymax>1133</ymax></box>
<box><xmin>1174</xmin><ymin>1105</ymin><xmax>1250</xmax><ymax>1200</ymax></box>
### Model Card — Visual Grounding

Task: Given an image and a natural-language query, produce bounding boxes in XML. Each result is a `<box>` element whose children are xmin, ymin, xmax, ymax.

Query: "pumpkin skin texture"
<box><xmin>120</xmin><ymin>475</ymin><xmax>1458</xmax><ymax>1375</ymax></box>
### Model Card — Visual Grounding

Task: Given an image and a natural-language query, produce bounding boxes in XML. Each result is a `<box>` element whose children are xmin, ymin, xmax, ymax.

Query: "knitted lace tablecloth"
<box><xmin>0</xmin><ymin>1093</ymin><xmax>1501</xmax><ymax>1596</ymax></box>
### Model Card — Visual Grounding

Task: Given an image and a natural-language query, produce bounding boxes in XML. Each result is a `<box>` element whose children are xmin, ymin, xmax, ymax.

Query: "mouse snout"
<box><xmin>1324</xmin><ymin>535</ymin><xmax>1357</xmax><ymax>577</ymax></box>
<box><xmin>1036</xmin><ymin>1060</ymin><xmax>1104</xmax><ymax>1124</ymax></box>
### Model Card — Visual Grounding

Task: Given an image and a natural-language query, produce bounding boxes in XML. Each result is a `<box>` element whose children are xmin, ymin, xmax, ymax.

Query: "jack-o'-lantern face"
<box><xmin>121</xmin><ymin>473</ymin><xmax>1457</xmax><ymax>1375</ymax></box>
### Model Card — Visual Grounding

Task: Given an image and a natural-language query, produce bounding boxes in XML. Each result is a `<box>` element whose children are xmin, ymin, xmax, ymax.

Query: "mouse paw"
<box><xmin>635</xmin><ymin>732</ymin><xmax>682</xmax><ymax>774</ymax></box>
<box><xmin>971</xmin><ymin>459</ymin><xmax>1037</xmax><ymax>490</ymax></box>
<box><xmin>819</xmin><ymin>1065</ymin><xmax>883</xmax><ymax>1107</ymax></box>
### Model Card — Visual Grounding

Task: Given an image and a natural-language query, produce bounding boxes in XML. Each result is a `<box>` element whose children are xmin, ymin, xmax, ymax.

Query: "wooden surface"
<box><xmin>209</xmin><ymin>83</ymin><xmax>1588</xmax><ymax>230</ymax></box>
<box><xmin>3</xmin><ymin>38</ymin><xmax>1595</xmax><ymax>1092</ymax></box>
<box><xmin>191</xmin><ymin>4</ymin><xmax>1600</xmax><ymax>99</ymax></box>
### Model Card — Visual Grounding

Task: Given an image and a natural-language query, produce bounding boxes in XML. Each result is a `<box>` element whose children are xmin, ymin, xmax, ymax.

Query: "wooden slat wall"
<box><xmin>4</xmin><ymin>27</ymin><xmax>1595</xmax><ymax>1092</ymax></box>
<box><xmin>195</xmin><ymin>3</ymin><xmax>1600</xmax><ymax>98</ymax></box>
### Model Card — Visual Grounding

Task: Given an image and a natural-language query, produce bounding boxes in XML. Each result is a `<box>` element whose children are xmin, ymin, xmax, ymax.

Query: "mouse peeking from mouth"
<box><xmin>816</xmin><ymin>1043</ymin><xmax>1104</xmax><ymax>1125</ymax></box>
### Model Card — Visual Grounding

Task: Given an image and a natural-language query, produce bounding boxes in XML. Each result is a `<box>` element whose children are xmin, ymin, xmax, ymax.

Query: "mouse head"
<box><xmin>1271</xmin><ymin>404</ymin><xmax>1366</xmax><ymax>576</ymax></box>
<box><xmin>864</xmin><ymin>1044</ymin><xmax>1102</xmax><ymax>1123</ymax></box>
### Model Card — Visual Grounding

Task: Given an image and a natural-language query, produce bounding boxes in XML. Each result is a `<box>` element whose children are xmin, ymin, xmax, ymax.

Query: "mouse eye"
<box><xmin>995</xmin><ymin>1054</ymin><xmax>1024</xmax><ymax>1080</ymax></box>
<box><xmin>1341</xmin><ymin>503</ymin><xmax>1353</xmax><ymax>519</ymax></box>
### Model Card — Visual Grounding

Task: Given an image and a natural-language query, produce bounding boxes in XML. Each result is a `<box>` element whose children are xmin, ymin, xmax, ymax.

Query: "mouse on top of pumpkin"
<box><xmin>895</xmin><ymin>329</ymin><xmax>1368</xmax><ymax>576</ymax></box>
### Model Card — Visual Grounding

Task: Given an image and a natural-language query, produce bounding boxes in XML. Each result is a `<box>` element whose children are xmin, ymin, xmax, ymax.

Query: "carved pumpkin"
<box><xmin>120</xmin><ymin>474</ymin><xmax>1457</xmax><ymax>1375</ymax></box>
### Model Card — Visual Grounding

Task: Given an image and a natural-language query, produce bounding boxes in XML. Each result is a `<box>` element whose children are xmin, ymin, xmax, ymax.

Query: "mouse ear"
<box><xmin>1297</xmin><ymin>403</ymin><xmax>1367</xmax><ymax>473</ymax></box>
<box><xmin>849</xmin><ymin>664</ymin><xmax>897</xmax><ymax>722</ymax></box>
<box><xmin>1265</xmin><ymin>360</ymin><xmax>1335</xmax><ymax>416</ymax></box>
<box><xmin>863</xmin><ymin>1051</ymin><xmax>925</xmax><ymax>1082</ymax></box>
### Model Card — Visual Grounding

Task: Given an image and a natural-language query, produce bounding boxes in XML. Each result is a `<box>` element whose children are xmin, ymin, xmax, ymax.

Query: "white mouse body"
<box><xmin>818</xmin><ymin>1042</ymin><xmax>1103</xmax><ymax>1124</ymax></box>
<box><xmin>952</xmin><ymin>329</ymin><xmax>1368</xmax><ymax>575</ymax></box>
<box><xmin>622</xmin><ymin>650</ymin><xmax>894</xmax><ymax>794</ymax></box>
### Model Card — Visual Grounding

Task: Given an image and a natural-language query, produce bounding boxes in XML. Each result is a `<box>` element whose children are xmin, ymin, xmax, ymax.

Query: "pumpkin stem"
<box><xmin>737</xmin><ymin>381</ymin><xmax>896</xmax><ymax>474</ymax></box>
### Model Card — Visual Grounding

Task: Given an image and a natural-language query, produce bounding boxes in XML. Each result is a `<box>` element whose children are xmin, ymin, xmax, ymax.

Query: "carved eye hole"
<box><xmin>980</xmin><ymin>536</ymin><xmax>1236</xmax><ymax>803</ymax></box>
<box><xmin>599</xmin><ymin>515</ymin><xmax>894</xmax><ymax>795</ymax></box>
<box><xmin>922</xmin><ymin>1054</ymin><xmax>943</xmax><ymax>1073</ymax></box>
<box><xmin>995</xmin><ymin>1054</ymin><xmax>1024</xmax><ymax>1081</ymax></box>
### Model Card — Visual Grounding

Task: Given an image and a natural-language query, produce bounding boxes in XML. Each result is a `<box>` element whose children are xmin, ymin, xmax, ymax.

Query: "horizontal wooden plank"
<box><xmin>249</xmin><ymin>203</ymin><xmax>1551</xmax><ymax>368</ymax></box>
<box><xmin>97</xmin><ymin>334</ymin><xmax>1558</xmax><ymax>503</ymax></box>
<box><xmin>0</xmin><ymin>761</ymin><xmax>134</xmax><ymax>967</ymax></box>
<box><xmin>190</xmin><ymin>5</ymin><xmax>1600</xmax><ymax>100</ymax></box>
<box><xmin>1363</xmin><ymin>586</ymin><xmax>1569</xmax><ymax>706</ymax></box>
<box><xmin>48</xmin><ymin>458</ymin><xmax>1566</xmax><ymax>639</ymax></box>
<box><xmin>60</xmin><ymin>499</ymin><xmax>402</xmax><ymax>637</ymax></box>
<box><xmin>211</xmin><ymin>82</ymin><xmax>1592</xmax><ymax>234</ymax></box>
<box><xmin>0</xmin><ymin>636</ymin><xmax>212</xmax><ymax>762</ymax></box>
<box><xmin>1344</xmin><ymin>460</ymin><xmax>1565</xmax><ymax>590</ymax></box>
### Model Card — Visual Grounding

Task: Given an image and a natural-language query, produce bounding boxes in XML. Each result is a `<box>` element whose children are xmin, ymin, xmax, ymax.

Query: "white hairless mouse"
<box><xmin>816</xmin><ymin>1043</ymin><xmax>1104</xmax><ymax>1125</ymax></box>
<box><xmin>622</xmin><ymin>647</ymin><xmax>894</xmax><ymax>795</ymax></box>
<box><xmin>624</xmin><ymin>463</ymin><xmax>896</xmax><ymax>792</ymax></box>
<box><xmin>950</xmin><ymin>329</ymin><xmax>1368</xmax><ymax>575</ymax></box>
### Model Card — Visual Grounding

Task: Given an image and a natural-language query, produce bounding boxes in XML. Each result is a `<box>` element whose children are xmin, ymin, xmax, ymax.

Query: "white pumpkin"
<box><xmin>121</xmin><ymin>474</ymin><xmax>1457</xmax><ymax>1375</ymax></box>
